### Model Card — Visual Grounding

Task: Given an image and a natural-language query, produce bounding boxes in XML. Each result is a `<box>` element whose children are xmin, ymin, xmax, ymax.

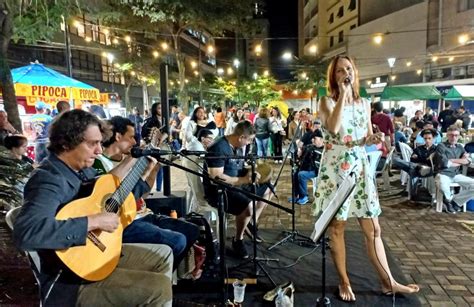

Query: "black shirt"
<box><xmin>205</xmin><ymin>136</ymin><xmax>244</xmax><ymax>177</ymax></box>
<box><xmin>300</xmin><ymin>144</ymin><xmax>324</xmax><ymax>172</ymax></box>
<box><xmin>411</xmin><ymin>144</ymin><xmax>437</xmax><ymax>166</ymax></box>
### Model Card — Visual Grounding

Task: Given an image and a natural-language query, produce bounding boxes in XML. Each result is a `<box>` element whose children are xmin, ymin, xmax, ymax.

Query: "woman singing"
<box><xmin>313</xmin><ymin>56</ymin><xmax>419</xmax><ymax>301</ymax></box>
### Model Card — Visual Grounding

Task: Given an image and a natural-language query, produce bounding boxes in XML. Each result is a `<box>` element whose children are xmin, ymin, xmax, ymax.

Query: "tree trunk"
<box><xmin>172</xmin><ymin>32</ymin><xmax>189</xmax><ymax>114</ymax></box>
<box><xmin>124</xmin><ymin>81</ymin><xmax>132</xmax><ymax>111</ymax></box>
<box><xmin>0</xmin><ymin>1</ymin><xmax>22</xmax><ymax>132</ymax></box>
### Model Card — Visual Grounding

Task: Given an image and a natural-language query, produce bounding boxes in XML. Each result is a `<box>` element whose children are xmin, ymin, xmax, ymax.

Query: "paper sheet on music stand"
<box><xmin>311</xmin><ymin>173</ymin><xmax>356</xmax><ymax>242</ymax></box>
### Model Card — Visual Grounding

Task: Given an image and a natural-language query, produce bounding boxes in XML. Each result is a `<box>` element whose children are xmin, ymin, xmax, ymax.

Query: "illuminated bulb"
<box><xmin>367</xmin><ymin>80</ymin><xmax>372</xmax><ymax>85</ymax></box>
<box><xmin>406</xmin><ymin>61</ymin><xmax>412</xmax><ymax>67</ymax></box>
<box><xmin>124</xmin><ymin>35</ymin><xmax>131</xmax><ymax>43</ymax></box>
<box><xmin>309</xmin><ymin>45</ymin><xmax>317</xmax><ymax>54</ymax></box>
<box><xmin>255</xmin><ymin>44</ymin><xmax>262</xmax><ymax>54</ymax></box>
<box><xmin>416</xmin><ymin>69</ymin><xmax>422</xmax><ymax>75</ymax></box>
<box><xmin>217</xmin><ymin>68</ymin><xmax>224</xmax><ymax>75</ymax></box>
<box><xmin>169</xmin><ymin>81</ymin><xmax>174</xmax><ymax>85</ymax></box>
<box><xmin>112</xmin><ymin>38</ymin><xmax>119</xmax><ymax>44</ymax></box>
<box><xmin>130</xmin><ymin>71</ymin><xmax>136</xmax><ymax>76</ymax></box>
<box><xmin>176</xmin><ymin>80</ymin><xmax>180</xmax><ymax>85</ymax></box>
<box><xmin>247</xmin><ymin>85</ymin><xmax>251</xmax><ymax>89</ymax></box>
<box><xmin>390</xmin><ymin>75</ymin><xmax>396</xmax><ymax>81</ymax></box>
<box><xmin>293</xmin><ymin>90</ymin><xmax>298</xmax><ymax>95</ymax></box>
<box><xmin>191</xmin><ymin>61</ymin><xmax>197</xmax><ymax>68</ymax></box>
<box><xmin>193</xmin><ymin>70</ymin><xmax>199</xmax><ymax>76</ymax></box>
<box><xmin>227</xmin><ymin>67</ymin><xmax>234</xmax><ymax>75</ymax></box>
<box><xmin>233</xmin><ymin>59</ymin><xmax>240</xmax><ymax>68</ymax></box>
<box><xmin>263</xmin><ymin>70</ymin><xmax>269</xmax><ymax>77</ymax></box>
<box><xmin>207</xmin><ymin>45</ymin><xmax>214</xmax><ymax>54</ymax></box>
<box><xmin>85</xmin><ymin>37</ymin><xmax>92</xmax><ymax>42</ymax></box>
<box><xmin>282</xmin><ymin>52</ymin><xmax>292</xmax><ymax>60</ymax></box>
<box><xmin>152</xmin><ymin>51</ymin><xmax>159</xmax><ymax>58</ymax></box>
<box><xmin>101</xmin><ymin>51</ymin><xmax>107</xmax><ymax>57</ymax></box>
<box><xmin>253</xmin><ymin>72</ymin><xmax>258</xmax><ymax>79</ymax></box>
<box><xmin>73</xmin><ymin>20</ymin><xmax>81</xmax><ymax>28</ymax></box>
<box><xmin>300</xmin><ymin>72</ymin><xmax>307</xmax><ymax>79</ymax></box>
<box><xmin>306</xmin><ymin>89</ymin><xmax>313</xmax><ymax>94</ymax></box>
<box><xmin>185</xmin><ymin>79</ymin><xmax>189</xmax><ymax>83</ymax></box>
<box><xmin>458</xmin><ymin>34</ymin><xmax>469</xmax><ymax>45</ymax></box>
<box><xmin>373</xmin><ymin>35</ymin><xmax>383</xmax><ymax>45</ymax></box>
<box><xmin>432</xmin><ymin>56</ymin><xmax>438</xmax><ymax>62</ymax></box>
<box><xmin>278</xmin><ymin>90</ymin><xmax>283</xmax><ymax>95</ymax></box>
<box><xmin>161</xmin><ymin>42</ymin><xmax>169</xmax><ymax>50</ymax></box>
<box><xmin>448</xmin><ymin>57</ymin><xmax>454</xmax><ymax>62</ymax></box>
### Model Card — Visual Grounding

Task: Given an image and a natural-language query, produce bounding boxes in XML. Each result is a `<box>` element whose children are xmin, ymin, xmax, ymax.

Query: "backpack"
<box><xmin>185</xmin><ymin>212</ymin><xmax>219</xmax><ymax>265</ymax></box>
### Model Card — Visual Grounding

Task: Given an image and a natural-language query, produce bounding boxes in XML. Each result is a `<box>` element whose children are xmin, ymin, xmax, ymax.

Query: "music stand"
<box><xmin>268</xmin><ymin>121</ymin><xmax>316</xmax><ymax>250</ymax></box>
<box><xmin>311</xmin><ymin>172</ymin><xmax>357</xmax><ymax>306</ymax></box>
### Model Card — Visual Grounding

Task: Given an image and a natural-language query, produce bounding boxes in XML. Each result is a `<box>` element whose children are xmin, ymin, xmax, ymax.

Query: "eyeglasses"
<box><xmin>447</xmin><ymin>133</ymin><xmax>460</xmax><ymax>137</ymax></box>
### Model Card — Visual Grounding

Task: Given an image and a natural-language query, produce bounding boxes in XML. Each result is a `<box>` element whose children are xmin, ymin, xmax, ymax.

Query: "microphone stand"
<box><xmin>268</xmin><ymin>121</ymin><xmax>317</xmax><ymax>251</ymax></box>
<box><xmin>149</xmin><ymin>152</ymin><xmax>291</xmax><ymax>303</ymax></box>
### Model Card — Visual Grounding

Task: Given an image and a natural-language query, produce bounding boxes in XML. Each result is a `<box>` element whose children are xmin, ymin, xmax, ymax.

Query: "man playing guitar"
<box><xmin>13</xmin><ymin>110</ymin><xmax>173</xmax><ymax>306</ymax></box>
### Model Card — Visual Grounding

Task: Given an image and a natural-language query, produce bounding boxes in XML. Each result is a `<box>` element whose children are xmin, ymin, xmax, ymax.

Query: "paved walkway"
<box><xmin>1</xmin><ymin>161</ymin><xmax>473</xmax><ymax>306</ymax></box>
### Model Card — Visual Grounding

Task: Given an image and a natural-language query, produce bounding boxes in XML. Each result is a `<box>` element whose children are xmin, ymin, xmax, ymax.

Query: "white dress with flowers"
<box><xmin>312</xmin><ymin>98</ymin><xmax>381</xmax><ymax>220</ymax></box>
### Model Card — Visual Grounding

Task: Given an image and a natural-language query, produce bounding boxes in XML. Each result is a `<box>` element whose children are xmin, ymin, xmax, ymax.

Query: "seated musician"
<box><xmin>93</xmin><ymin>116</ymin><xmax>199</xmax><ymax>268</ymax></box>
<box><xmin>203</xmin><ymin>121</ymin><xmax>271</xmax><ymax>259</ymax></box>
<box><xmin>289</xmin><ymin>129</ymin><xmax>324</xmax><ymax>205</ymax></box>
<box><xmin>13</xmin><ymin>110</ymin><xmax>173</xmax><ymax>306</ymax></box>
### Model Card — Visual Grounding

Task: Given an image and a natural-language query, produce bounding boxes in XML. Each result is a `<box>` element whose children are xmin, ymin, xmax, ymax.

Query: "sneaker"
<box><xmin>297</xmin><ymin>196</ymin><xmax>309</xmax><ymax>205</ymax></box>
<box><xmin>232</xmin><ymin>238</ymin><xmax>249</xmax><ymax>259</ymax></box>
<box><xmin>443</xmin><ymin>198</ymin><xmax>456</xmax><ymax>214</ymax></box>
<box><xmin>451</xmin><ymin>200</ymin><xmax>463</xmax><ymax>212</ymax></box>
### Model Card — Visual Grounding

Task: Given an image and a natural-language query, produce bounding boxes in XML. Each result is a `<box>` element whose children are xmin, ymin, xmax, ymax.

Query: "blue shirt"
<box><xmin>30</xmin><ymin>113</ymin><xmax>53</xmax><ymax>143</ymax></box>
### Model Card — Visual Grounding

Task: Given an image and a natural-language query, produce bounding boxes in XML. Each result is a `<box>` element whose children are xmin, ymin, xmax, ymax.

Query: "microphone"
<box><xmin>131</xmin><ymin>147</ymin><xmax>175</xmax><ymax>158</ymax></box>
<box><xmin>180</xmin><ymin>149</ymin><xmax>207</xmax><ymax>156</ymax></box>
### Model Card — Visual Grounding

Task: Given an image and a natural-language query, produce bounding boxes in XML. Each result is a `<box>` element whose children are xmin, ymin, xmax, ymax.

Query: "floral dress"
<box><xmin>312</xmin><ymin>98</ymin><xmax>381</xmax><ymax>220</ymax></box>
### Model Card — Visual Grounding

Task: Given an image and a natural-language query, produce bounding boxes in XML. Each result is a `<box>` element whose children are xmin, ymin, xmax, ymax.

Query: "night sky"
<box><xmin>265</xmin><ymin>0</ymin><xmax>298</xmax><ymax>81</ymax></box>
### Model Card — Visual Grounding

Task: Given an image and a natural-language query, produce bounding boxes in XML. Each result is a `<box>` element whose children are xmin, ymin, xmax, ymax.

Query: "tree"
<box><xmin>285</xmin><ymin>56</ymin><xmax>327</xmax><ymax>98</ymax></box>
<box><xmin>0</xmin><ymin>0</ymin><xmax>84</xmax><ymax>131</ymax></box>
<box><xmin>237</xmin><ymin>76</ymin><xmax>281</xmax><ymax>108</ymax></box>
<box><xmin>117</xmin><ymin>0</ymin><xmax>262</xmax><ymax>112</ymax></box>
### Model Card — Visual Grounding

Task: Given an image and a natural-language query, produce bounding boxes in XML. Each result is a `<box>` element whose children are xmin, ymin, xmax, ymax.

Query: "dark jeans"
<box><xmin>297</xmin><ymin>170</ymin><xmax>317</xmax><ymax>198</ymax></box>
<box><xmin>392</xmin><ymin>157</ymin><xmax>432</xmax><ymax>195</ymax></box>
<box><xmin>271</xmin><ymin>133</ymin><xmax>283</xmax><ymax>160</ymax></box>
<box><xmin>123</xmin><ymin>214</ymin><xmax>200</xmax><ymax>268</ymax></box>
<box><xmin>156</xmin><ymin>167</ymin><xmax>163</xmax><ymax>191</ymax></box>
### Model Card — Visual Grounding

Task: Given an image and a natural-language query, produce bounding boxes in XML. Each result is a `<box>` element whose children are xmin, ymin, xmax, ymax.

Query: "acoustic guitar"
<box><xmin>55</xmin><ymin>128</ymin><xmax>162</xmax><ymax>281</ymax></box>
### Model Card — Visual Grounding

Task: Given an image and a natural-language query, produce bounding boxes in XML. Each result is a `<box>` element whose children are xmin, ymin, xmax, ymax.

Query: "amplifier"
<box><xmin>144</xmin><ymin>191</ymin><xmax>187</xmax><ymax>218</ymax></box>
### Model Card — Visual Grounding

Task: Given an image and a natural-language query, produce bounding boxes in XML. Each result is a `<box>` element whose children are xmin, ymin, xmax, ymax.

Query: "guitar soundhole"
<box><xmin>105</xmin><ymin>198</ymin><xmax>119</xmax><ymax>213</ymax></box>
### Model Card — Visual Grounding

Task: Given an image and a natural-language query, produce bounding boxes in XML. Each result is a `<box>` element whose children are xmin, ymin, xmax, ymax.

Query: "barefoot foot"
<box><xmin>382</xmin><ymin>282</ymin><xmax>419</xmax><ymax>295</ymax></box>
<box><xmin>338</xmin><ymin>284</ymin><xmax>356</xmax><ymax>301</ymax></box>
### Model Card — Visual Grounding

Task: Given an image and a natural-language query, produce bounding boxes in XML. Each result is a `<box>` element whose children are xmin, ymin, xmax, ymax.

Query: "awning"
<box><xmin>444</xmin><ymin>85</ymin><xmax>474</xmax><ymax>100</ymax></box>
<box><xmin>381</xmin><ymin>85</ymin><xmax>442</xmax><ymax>101</ymax></box>
<box><xmin>10</xmin><ymin>62</ymin><xmax>100</xmax><ymax>104</ymax></box>
<box><xmin>318</xmin><ymin>87</ymin><xmax>368</xmax><ymax>98</ymax></box>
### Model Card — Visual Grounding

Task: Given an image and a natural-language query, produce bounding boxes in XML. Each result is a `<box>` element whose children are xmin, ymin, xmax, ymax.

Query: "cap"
<box><xmin>312</xmin><ymin>129</ymin><xmax>323</xmax><ymax>139</ymax></box>
<box><xmin>35</xmin><ymin>101</ymin><xmax>48</xmax><ymax>110</ymax></box>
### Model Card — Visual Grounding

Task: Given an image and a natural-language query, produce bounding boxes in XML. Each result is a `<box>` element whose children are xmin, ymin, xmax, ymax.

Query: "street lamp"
<box><xmin>387</xmin><ymin>57</ymin><xmax>396</xmax><ymax>84</ymax></box>
<box><xmin>282</xmin><ymin>51</ymin><xmax>293</xmax><ymax>61</ymax></box>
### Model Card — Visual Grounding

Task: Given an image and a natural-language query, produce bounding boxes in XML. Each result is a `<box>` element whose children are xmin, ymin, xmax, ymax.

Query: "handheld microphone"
<box><xmin>131</xmin><ymin>147</ymin><xmax>174</xmax><ymax>158</ymax></box>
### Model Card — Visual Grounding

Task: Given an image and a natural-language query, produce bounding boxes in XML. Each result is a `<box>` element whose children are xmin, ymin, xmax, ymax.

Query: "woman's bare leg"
<box><xmin>329</xmin><ymin>219</ymin><xmax>356</xmax><ymax>301</ymax></box>
<box><xmin>358</xmin><ymin>218</ymin><xmax>419</xmax><ymax>294</ymax></box>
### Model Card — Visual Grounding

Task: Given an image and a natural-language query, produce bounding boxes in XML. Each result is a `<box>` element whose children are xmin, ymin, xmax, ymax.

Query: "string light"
<box><xmin>300</xmin><ymin>72</ymin><xmax>307</xmax><ymax>79</ymax></box>
<box><xmin>227</xmin><ymin>67</ymin><xmax>234</xmax><ymax>75</ymax></box>
<box><xmin>373</xmin><ymin>34</ymin><xmax>383</xmax><ymax>45</ymax></box>
<box><xmin>255</xmin><ymin>44</ymin><xmax>262</xmax><ymax>55</ymax></box>
<box><xmin>112</xmin><ymin>38</ymin><xmax>119</xmax><ymax>44</ymax></box>
<box><xmin>416</xmin><ymin>69</ymin><xmax>422</xmax><ymax>75</ymax></box>
<box><xmin>73</xmin><ymin>20</ymin><xmax>81</xmax><ymax>28</ymax></box>
<box><xmin>366</xmin><ymin>80</ymin><xmax>372</xmax><ymax>85</ymax></box>
<box><xmin>263</xmin><ymin>70</ymin><xmax>269</xmax><ymax>77</ymax></box>
<box><xmin>124</xmin><ymin>35</ymin><xmax>131</xmax><ymax>43</ymax></box>
<box><xmin>309</xmin><ymin>45</ymin><xmax>317</xmax><ymax>54</ymax></box>
<box><xmin>161</xmin><ymin>42</ymin><xmax>169</xmax><ymax>50</ymax></box>
<box><xmin>190</xmin><ymin>60</ymin><xmax>197</xmax><ymax>68</ymax></box>
<box><xmin>207</xmin><ymin>45</ymin><xmax>215</xmax><ymax>54</ymax></box>
<box><xmin>432</xmin><ymin>56</ymin><xmax>438</xmax><ymax>62</ymax></box>
<box><xmin>390</xmin><ymin>75</ymin><xmax>396</xmax><ymax>81</ymax></box>
<box><xmin>458</xmin><ymin>34</ymin><xmax>469</xmax><ymax>44</ymax></box>
<box><xmin>217</xmin><ymin>68</ymin><xmax>224</xmax><ymax>75</ymax></box>
<box><xmin>406</xmin><ymin>61</ymin><xmax>412</xmax><ymax>67</ymax></box>
<box><xmin>152</xmin><ymin>50</ymin><xmax>159</xmax><ymax>58</ymax></box>
<box><xmin>448</xmin><ymin>56</ymin><xmax>454</xmax><ymax>62</ymax></box>
<box><xmin>193</xmin><ymin>70</ymin><xmax>199</xmax><ymax>76</ymax></box>
<box><xmin>85</xmin><ymin>37</ymin><xmax>92</xmax><ymax>42</ymax></box>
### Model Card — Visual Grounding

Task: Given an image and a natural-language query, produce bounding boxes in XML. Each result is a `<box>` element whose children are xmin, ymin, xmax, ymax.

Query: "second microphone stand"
<box><xmin>268</xmin><ymin>124</ymin><xmax>317</xmax><ymax>251</ymax></box>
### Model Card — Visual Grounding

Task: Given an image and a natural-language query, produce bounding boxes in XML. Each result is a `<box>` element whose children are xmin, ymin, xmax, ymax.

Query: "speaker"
<box><xmin>144</xmin><ymin>191</ymin><xmax>187</xmax><ymax>218</ymax></box>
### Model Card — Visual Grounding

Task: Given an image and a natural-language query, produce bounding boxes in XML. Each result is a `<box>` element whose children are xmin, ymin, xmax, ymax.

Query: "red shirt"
<box><xmin>372</xmin><ymin>113</ymin><xmax>394</xmax><ymax>139</ymax></box>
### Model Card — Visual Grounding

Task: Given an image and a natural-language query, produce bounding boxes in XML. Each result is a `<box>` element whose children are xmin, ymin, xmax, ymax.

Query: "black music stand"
<box><xmin>311</xmin><ymin>172</ymin><xmax>356</xmax><ymax>306</ymax></box>
<box><xmin>268</xmin><ymin>121</ymin><xmax>316</xmax><ymax>250</ymax></box>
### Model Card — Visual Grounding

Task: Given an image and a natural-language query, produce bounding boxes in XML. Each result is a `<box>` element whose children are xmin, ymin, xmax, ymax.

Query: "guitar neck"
<box><xmin>107</xmin><ymin>157</ymin><xmax>148</xmax><ymax>211</ymax></box>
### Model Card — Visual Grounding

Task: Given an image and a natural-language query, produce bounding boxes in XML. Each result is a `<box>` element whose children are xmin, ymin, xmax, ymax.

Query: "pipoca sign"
<box><xmin>31</xmin><ymin>85</ymin><xmax>68</xmax><ymax>98</ymax></box>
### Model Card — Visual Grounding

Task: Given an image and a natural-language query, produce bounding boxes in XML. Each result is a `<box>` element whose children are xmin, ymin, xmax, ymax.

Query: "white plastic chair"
<box><xmin>434</xmin><ymin>175</ymin><xmax>466</xmax><ymax>213</ymax></box>
<box><xmin>376</xmin><ymin>148</ymin><xmax>395</xmax><ymax>191</ymax></box>
<box><xmin>398</xmin><ymin>142</ymin><xmax>413</xmax><ymax>186</ymax></box>
<box><xmin>366</xmin><ymin>150</ymin><xmax>382</xmax><ymax>179</ymax></box>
